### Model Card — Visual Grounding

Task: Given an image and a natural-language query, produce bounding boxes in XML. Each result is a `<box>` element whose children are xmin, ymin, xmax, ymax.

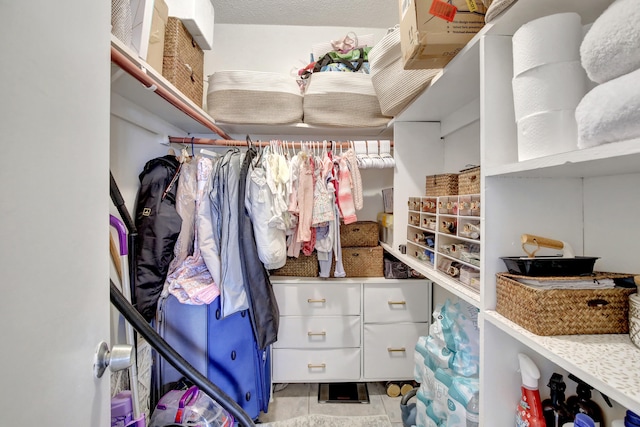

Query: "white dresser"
<box><xmin>271</xmin><ymin>278</ymin><xmax>430</xmax><ymax>383</ymax></box>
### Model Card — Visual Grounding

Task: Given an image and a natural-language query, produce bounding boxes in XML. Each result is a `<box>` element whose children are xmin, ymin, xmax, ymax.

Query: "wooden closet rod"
<box><xmin>168</xmin><ymin>136</ymin><xmax>394</xmax><ymax>148</ymax></box>
<box><xmin>110</xmin><ymin>46</ymin><xmax>232</xmax><ymax>141</ymax></box>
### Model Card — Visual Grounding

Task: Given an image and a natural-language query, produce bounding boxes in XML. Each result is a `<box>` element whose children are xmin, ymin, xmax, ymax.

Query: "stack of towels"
<box><xmin>577</xmin><ymin>0</ymin><xmax>640</xmax><ymax>148</ymax></box>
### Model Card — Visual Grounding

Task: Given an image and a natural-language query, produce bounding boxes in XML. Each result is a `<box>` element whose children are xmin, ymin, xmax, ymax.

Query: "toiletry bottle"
<box><xmin>542</xmin><ymin>373</ymin><xmax>572</xmax><ymax>427</ymax></box>
<box><xmin>516</xmin><ymin>353</ymin><xmax>546</xmax><ymax>427</ymax></box>
<box><xmin>566</xmin><ymin>375</ymin><xmax>604</xmax><ymax>427</ymax></box>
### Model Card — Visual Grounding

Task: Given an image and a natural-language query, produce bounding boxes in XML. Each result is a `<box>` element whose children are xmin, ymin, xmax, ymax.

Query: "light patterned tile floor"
<box><xmin>258</xmin><ymin>382</ymin><xmax>408</xmax><ymax>427</ymax></box>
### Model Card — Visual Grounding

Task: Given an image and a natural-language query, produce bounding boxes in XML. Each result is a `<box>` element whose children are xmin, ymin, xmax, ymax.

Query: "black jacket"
<box><xmin>133</xmin><ymin>155</ymin><xmax>182</xmax><ymax>321</ymax></box>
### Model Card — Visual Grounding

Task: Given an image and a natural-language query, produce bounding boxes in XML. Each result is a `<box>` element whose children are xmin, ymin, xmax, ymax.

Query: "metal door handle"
<box><xmin>307</xmin><ymin>298</ymin><xmax>326</xmax><ymax>303</ymax></box>
<box><xmin>308</xmin><ymin>331</ymin><xmax>327</xmax><ymax>336</ymax></box>
<box><xmin>387</xmin><ymin>347</ymin><xmax>406</xmax><ymax>352</ymax></box>
<box><xmin>388</xmin><ymin>300</ymin><xmax>407</xmax><ymax>305</ymax></box>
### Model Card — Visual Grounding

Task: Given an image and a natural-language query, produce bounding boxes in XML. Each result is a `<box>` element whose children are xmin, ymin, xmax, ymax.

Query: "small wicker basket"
<box><xmin>270</xmin><ymin>253</ymin><xmax>319</xmax><ymax>277</ymax></box>
<box><xmin>163</xmin><ymin>17</ymin><xmax>204</xmax><ymax>107</ymax></box>
<box><xmin>496</xmin><ymin>272</ymin><xmax>636</xmax><ymax>336</ymax></box>
<box><xmin>332</xmin><ymin>246</ymin><xmax>384</xmax><ymax>277</ymax></box>
<box><xmin>425</xmin><ymin>174</ymin><xmax>458</xmax><ymax>196</ymax></box>
<box><xmin>458</xmin><ymin>166</ymin><xmax>480</xmax><ymax>195</ymax></box>
<box><xmin>340</xmin><ymin>221</ymin><xmax>379</xmax><ymax>247</ymax></box>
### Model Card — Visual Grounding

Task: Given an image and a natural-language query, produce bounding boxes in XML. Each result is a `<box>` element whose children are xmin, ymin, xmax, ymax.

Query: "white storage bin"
<box><xmin>206</xmin><ymin>71</ymin><xmax>303</xmax><ymax>125</ymax></box>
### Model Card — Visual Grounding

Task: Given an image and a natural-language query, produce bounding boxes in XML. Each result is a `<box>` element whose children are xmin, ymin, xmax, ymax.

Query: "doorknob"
<box><xmin>93</xmin><ymin>341</ymin><xmax>134</xmax><ymax>378</ymax></box>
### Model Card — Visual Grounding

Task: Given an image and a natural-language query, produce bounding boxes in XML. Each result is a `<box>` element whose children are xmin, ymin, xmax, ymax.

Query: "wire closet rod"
<box><xmin>110</xmin><ymin>46</ymin><xmax>232</xmax><ymax>141</ymax></box>
<box><xmin>168</xmin><ymin>136</ymin><xmax>394</xmax><ymax>148</ymax></box>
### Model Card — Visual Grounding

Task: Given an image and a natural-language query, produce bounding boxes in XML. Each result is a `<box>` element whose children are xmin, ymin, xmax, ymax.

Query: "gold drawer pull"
<box><xmin>387</xmin><ymin>347</ymin><xmax>406</xmax><ymax>353</ymax></box>
<box><xmin>307</xmin><ymin>298</ymin><xmax>326</xmax><ymax>303</ymax></box>
<box><xmin>388</xmin><ymin>300</ymin><xmax>407</xmax><ymax>305</ymax></box>
<box><xmin>308</xmin><ymin>331</ymin><xmax>327</xmax><ymax>336</ymax></box>
<box><xmin>308</xmin><ymin>363</ymin><xmax>326</xmax><ymax>369</ymax></box>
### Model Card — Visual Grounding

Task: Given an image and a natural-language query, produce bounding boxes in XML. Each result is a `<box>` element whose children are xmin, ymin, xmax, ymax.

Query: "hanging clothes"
<box><xmin>245</xmin><ymin>147</ymin><xmax>287</xmax><ymax>270</ymax></box>
<box><xmin>133</xmin><ymin>154</ymin><xmax>182</xmax><ymax>321</ymax></box>
<box><xmin>239</xmin><ymin>147</ymin><xmax>280</xmax><ymax>350</ymax></box>
<box><xmin>207</xmin><ymin>149</ymin><xmax>249</xmax><ymax>318</ymax></box>
<box><xmin>164</xmin><ymin>157</ymin><xmax>220</xmax><ymax>305</ymax></box>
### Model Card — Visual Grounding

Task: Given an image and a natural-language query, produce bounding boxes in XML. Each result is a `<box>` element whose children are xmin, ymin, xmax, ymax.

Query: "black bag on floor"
<box><xmin>133</xmin><ymin>155</ymin><xmax>182</xmax><ymax>321</ymax></box>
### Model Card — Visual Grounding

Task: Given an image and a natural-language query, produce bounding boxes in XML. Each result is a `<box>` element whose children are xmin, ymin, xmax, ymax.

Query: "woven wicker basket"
<box><xmin>425</xmin><ymin>174</ymin><xmax>458</xmax><ymax>196</ymax></box>
<box><xmin>334</xmin><ymin>246</ymin><xmax>384</xmax><ymax>277</ymax></box>
<box><xmin>496</xmin><ymin>272</ymin><xmax>636</xmax><ymax>336</ymax></box>
<box><xmin>458</xmin><ymin>166</ymin><xmax>480</xmax><ymax>195</ymax></box>
<box><xmin>270</xmin><ymin>253</ymin><xmax>319</xmax><ymax>277</ymax></box>
<box><xmin>340</xmin><ymin>221</ymin><xmax>379</xmax><ymax>247</ymax></box>
<box><xmin>163</xmin><ymin>17</ymin><xmax>204</xmax><ymax>107</ymax></box>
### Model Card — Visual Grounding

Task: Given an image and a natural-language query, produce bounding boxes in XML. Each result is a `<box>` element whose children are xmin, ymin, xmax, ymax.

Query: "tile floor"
<box><xmin>258</xmin><ymin>382</ymin><xmax>405</xmax><ymax>426</ymax></box>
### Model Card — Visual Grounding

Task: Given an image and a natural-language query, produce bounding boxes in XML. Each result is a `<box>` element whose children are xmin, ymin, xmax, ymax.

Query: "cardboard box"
<box><xmin>146</xmin><ymin>0</ymin><xmax>169</xmax><ymax>73</ymax></box>
<box><xmin>399</xmin><ymin>0</ymin><xmax>486</xmax><ymax>69</ymax></box>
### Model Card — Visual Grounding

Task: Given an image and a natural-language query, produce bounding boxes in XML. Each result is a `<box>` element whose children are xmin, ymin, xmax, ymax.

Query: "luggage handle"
<box><xmin>109</xmin><ymin>215</ymin><xmax>128</xmax><ymax>256</ymax></box>
<box><xmin>175</xmin><ymin>386</ymin><xmax>199</xmax><ymax>423</ymax></box>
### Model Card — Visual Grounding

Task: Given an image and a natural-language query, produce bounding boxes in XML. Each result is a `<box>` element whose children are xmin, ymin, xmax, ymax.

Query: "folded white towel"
<box><xmin>581</xmin><ymin>0</ymin><xmax>640</xmax><ymax>84</ymax></box>
<box><xmin>576</xmin><ymin>67</ymin><xmax>640</xmax><ymax>149</ymax></box>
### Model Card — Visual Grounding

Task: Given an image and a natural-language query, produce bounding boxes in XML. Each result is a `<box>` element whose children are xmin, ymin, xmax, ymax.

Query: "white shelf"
<box><xmin>395</xmin><ymin>0</ymin><xmax>614</xmax><ymax>124</ymax></box>
<box><xmin>486</xmin><ymin>137</ymin><xmax>640</xmax><ymax>178</ymax></box>
<box><xmin>381</xmin><ymin>242</ymin><xmax>480</xmax><ymax>307</ymax></box>
<box><xmin>111</xmin><ymin>35</ymin><xmax>395</xmax><ymax>139</ymax></box>
<box><xmin>217</xmin><ymin>122</ymin><xmax>394</xmax><ymax>139</ymax></box>
<box><xmin>485</xmin><ymin>310</ymin><xmax>640</xmax><ymax>414</ymax></box>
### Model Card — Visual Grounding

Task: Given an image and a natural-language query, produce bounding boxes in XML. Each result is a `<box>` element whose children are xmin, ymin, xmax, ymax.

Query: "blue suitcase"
<box><xmin>154</xmin><ymin>293</ymin><xmax>270</xmax><ymax>421</ymax></box>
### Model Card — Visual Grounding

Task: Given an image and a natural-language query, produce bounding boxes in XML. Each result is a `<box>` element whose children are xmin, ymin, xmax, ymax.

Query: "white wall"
<box><xmin>205</xmin><ymin>24</ymin><xmax>389</xmax><ymax>75</ymax></box>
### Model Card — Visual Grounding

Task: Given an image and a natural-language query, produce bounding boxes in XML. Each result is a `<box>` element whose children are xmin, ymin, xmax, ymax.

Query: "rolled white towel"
<box><xmin>581</xmin><ymin>0</ymin><xmax>640</xmax><ymax>84</ymax></box>
<box><xmin>576</xmin><ymin>67</ymin><xmax>640</xmax><ymax>149</ymax></box>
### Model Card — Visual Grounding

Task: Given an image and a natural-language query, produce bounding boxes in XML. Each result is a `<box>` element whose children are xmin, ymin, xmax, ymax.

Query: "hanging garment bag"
<box><xmin>154</xmin><ymin>293</ymin><xmax>270</xmax><ymax>421</ymax></box>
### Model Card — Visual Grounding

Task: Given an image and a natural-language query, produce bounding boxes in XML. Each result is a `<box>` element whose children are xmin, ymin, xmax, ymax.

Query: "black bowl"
<box><xmin>500</xmin><ymin>256</ymin><xmax>599</xmax><ymax>276</ymax></box>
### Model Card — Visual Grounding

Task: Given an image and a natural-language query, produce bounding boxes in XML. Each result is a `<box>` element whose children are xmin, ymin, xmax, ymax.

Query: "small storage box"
<box><xmin>206</xmin><ymin>71</ymin><xmax>303</xmax><ymax>125</ymax></box>
<box><xmin>425</xmin><ymin>174</ymin><xmax>458</xmax><ymax>196</ymax></box>
<box><xmin>270</xmin><ymin>253</ymin><xmax>319</xmax><ymax>277</ymax></box>
<box><xmin>340</xmin><ymin>221</ymin><xmax>379</xmax><ymax>247</ymax></box>
<box><xmin>333</xmin><ymin>246</ymin><xmax>384</xmax><ymax>277</ymax></box>
<box><xmin>496</xmin><ymin>272</ymin><xmax>637</xmax><ymax>336</ymax></box>
<box><xmin>303</xmin><ymin>72</ymin><xmax>391</xmax><ymax>128</ymax></box>
<box><xmin>458</xmin><ymin>166</ymin><xmax>480</xmax><ymax>195</ymax></box>
<box><xmin>163</xmin><ymin>17</ymin><xmax>204</xmax><ymax>107</ymax></box>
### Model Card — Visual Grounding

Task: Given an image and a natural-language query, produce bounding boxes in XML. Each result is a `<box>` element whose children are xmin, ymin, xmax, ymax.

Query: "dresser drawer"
<box><xmin>272</xmin><ymin>348</ymin><xmax>361</xmax><ymax>382</ymax></box>
<box><xmin>273</xmin><ymin>316</ymin><xmax>361</xmax><ymax>349</ymax></box>
<box><xmin>273</xmin><ymin>282</ymin><xmax>361</xmax><ymax>316</ymax></box>
<box><xmin>363</xmin><ymin>323</ymin><xmax>429</xmax><ymax>380</ymax></box>
<box><xmin>364</xmin><ymin>282</ymin><xmax>429</xmax><ymax>323</ymax></box>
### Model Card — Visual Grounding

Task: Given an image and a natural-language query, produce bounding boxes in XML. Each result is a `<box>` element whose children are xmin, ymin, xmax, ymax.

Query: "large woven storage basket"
<box><xmin>425</xmin><ymin>174</ymin><xmax>458</xmax><ymax>196</ymax></box>
<box><xmin>206</xmin><ymin>71</ymin><xmax>303</xmax><ymax>125</ymax></box>
<box><xmin>458</xmin><ymin>166</ymin><xmax>481</xmax><ymax>195</ymax></box>
<box><xmin>340</xmin><ymin>221</ymin><xmax>379</xmax><ymax>247</ymax></box>
<box><xmin>303</xmin><ymin>73</ymin><xmax>391</xmax><ymax>128</ymax></box>
<box><xmin>496</xmin><ymin>272</ymin><xmax>636</xmax><ymax>335</ymax></box>
<box><xmin>369</xmin><ymin>26</ymin><xmax>440</xmax><ymax>117</ymax></box>
<box><xmin>332</xmin><ymin>246</ymin><xmax>384</xmax><ymax>277</ymax></box>
<box><xmin>270</xmin><ymin>253</ymin><xmax>319</xmax><ymax>277</ymax></box>
<box><xmin>163</xmin><ymin>17</ymin><xmax>204</xmax><ymax>107</ymax></box>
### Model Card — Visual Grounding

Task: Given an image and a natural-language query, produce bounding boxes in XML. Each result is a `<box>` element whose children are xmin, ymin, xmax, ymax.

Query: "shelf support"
<box><xmin>110</xmin><ymin>46</ymin><xmax>232</xmax><ymax>140</ymax></box>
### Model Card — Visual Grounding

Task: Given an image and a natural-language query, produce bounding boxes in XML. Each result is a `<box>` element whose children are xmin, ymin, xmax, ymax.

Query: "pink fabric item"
<box><xmin>302</xmin><ymin>227</ymin><xmax>317</xmax><ymax>256</ymax></box>
<box><xmin>166</xmin><ymin>157</ymin><xmax>220</xmax><ymax>305</ymax></box>
<box><xmin>296</xmin><ymin>156</ymin><xmax>315</xmax><ymax>242</ymax></box>
<box><xmin>337</xmin><ymin>158</ymin><xmax>357</xmax><ymax>224</ymax></box>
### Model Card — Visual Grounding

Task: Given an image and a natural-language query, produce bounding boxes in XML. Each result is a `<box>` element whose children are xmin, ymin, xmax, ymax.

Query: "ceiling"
<box><xmin>210</xmin><ymin>0</ymin><xmax>400</xmax><ymax>28</ymax></box>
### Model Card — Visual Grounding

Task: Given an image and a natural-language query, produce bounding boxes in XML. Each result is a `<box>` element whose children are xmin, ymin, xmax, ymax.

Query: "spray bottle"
<box><xmin>565</xmin><ymin>374</ymin><xmax>605</xmax><ymax>427</ymax></box>
<box><xmin>516</xmin><ymin>353</ymin><xmax>546</xmax><ymax>427</ymax></box>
